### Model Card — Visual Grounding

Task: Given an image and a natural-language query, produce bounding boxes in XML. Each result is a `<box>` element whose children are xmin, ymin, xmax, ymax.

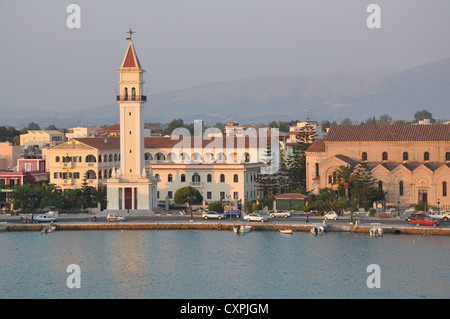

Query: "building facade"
<box><xmin>306</xmin><ymin>124</ymin><xmax>450</xmax><ymax>211</ymax></box>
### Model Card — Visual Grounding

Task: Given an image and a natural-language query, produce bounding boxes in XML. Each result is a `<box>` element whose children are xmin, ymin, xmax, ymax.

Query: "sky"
<box><xmin>1</xmin><ymin>0</ymin><xmax>449</xmax><ymax>112</ymax></box>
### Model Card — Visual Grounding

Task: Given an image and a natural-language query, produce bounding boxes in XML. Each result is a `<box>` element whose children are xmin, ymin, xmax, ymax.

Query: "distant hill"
<box><xmin>1</xmin><ymin>57</ymin><xmax>449</xmax><ymax>128</ymax></box>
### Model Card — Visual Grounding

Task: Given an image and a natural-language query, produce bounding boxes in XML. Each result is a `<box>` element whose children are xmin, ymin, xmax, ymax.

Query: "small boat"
<box><xmin>41</xmin><ymin>226</ymin><xmax>56</xmax><ymax>233</ymax></box>
<box><xmin>233</xmin><ymin>225</ymin><xmax>252</xmax><ymax>233</ymax></box>
<box><xmin>279</xmin><ymin>229</ymin><xmax>292</xmax><ymax>235</ymax></box>
<box><xmin>310</xmin><ymin>226</ymin><xmax>324</xmax><ymax>235</ymax></box>
<box><xmin>369</xmin><ymin>223</ymin><xmax>383</xmax><ymax>237</ymax></box>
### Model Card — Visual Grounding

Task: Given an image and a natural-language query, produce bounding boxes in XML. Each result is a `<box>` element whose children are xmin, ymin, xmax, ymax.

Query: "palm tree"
<box><xmin>335</xmin><ymin>165</ymin><xmax>355</xmax><ymax>200</ymax></box>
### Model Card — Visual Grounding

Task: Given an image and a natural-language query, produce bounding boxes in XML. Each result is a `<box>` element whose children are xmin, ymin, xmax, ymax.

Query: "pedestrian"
<box><xmin>306</xmin><ymin>214</ymin><xmax>309</xmax><ymax>223</ymax></box>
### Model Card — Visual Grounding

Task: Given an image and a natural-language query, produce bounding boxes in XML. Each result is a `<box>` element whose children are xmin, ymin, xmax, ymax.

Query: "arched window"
<box><xmin>181</xmin><ymin>174</ymin><xmax>186</xmax><ymax>182</ymax></box>
<box><xmin>124</xmin><ymin>87</ymin><xmax>128</xmax><ymax>100</ymax></box>
<box><xmin>155</xmin><ymin>174</ymin><xmax>160</xmax><ymax>181</ymax></box>
<box><xmin>382</xmin><ymin>152</ymin><xmax>388</xmax><ymax>161</ymax></box>
<box><xmin>220</xmin><ymin>174</ymin><xmax>225</xmax><ymax>183</ymax></box>
<box><xmin>131</xmin><ymin>87</ymin><xmax>136</xmax><ymax>100</ymax></box>
<box><xmin>403</xmin><ymin>152</ymin><xmax>408</xmax><ymax>161</ymax></box>
<box><xmin>192</xmin><ymin>173</ymin><xmax>200</xmax><ymax>183</ymax></box>
<box><xmin>443</xmin><ymin>182</ymin><xmax>447</xmax><ymax>197</ymax></box>
<box><xmin>85</xmin><ymin>155</ymin><xmax>96</xmax><ymax>163</ymax></box>
<box><xmin>424</xmin><ymin>152</ymin><xmax>430</xmax><ymax>161</ymax></box>
<box><xmin>233</xmin><ymin>174</ymin><xmax>238</xmax><ymax>183</ymax></box>
<box><xmin>332</xmin><ymin>171</ymin><xmax>337</xmax><ymax>184</ymax></box>
<box><xmin>207</xmin><ymin>174</ymin><xmax>212</xmax><ymax>183</ymax></box>
<box><xmin>399</xmin><ymin>181</ymin><xmax>404</xmax><ymax>196</ymax></box>
<box><xmin>55</xmin><ymin>156</ymin><xmax>60</xmax><ymax>162</ymax></box>
<box><xmin>168</xmin><ymin>174</ymin><xmax>173</xmax><ymax>182</ymax></box>
<box><xmin>361</xmin><ymin>152</ymin><xmax>367</xmax><ymax>161</ymax></box>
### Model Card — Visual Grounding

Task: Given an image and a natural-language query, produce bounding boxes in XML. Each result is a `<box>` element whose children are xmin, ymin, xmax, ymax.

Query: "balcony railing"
<box><xmin>116</xmin><ymin>95</ymin><xmax>147</xmax><ymax>102</ymax></box>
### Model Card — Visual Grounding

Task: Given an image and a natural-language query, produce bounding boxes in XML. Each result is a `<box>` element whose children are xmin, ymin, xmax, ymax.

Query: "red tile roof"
<box><xmin>72</xmin><ymin>136</ymin><xmax>273</xmax><ymax>150</ymax></box>
<box><xmin>305</xmin><ymin>138</ymin><xmax>326</xmax><ymax>152</ymax></box>
<box><xmin>326</xmin><ymin>124</ymin><xmax>450</xmax><ymax>142</ymax></box>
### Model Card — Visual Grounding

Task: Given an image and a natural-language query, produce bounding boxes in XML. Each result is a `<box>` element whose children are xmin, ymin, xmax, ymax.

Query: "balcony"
<box><xmin>116</xmin><ymin>95</ymin><xmax>147</xmax><ymax>102</ymax></box>
<box><xmin>189</xmin><ymin>181</ymin><xmax>203</xmax><ymax>188</ymax></box>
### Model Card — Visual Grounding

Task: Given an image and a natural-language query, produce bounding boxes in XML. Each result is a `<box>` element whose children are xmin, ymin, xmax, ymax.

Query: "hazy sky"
<box><xmin>1</xmin><ymin>0</ymin><xmax>449</xmax><ymax>112</ymax></box>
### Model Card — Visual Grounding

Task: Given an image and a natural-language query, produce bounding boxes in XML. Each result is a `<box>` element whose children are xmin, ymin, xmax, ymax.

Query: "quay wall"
<box><xmin>2</xmin><ymin>222</ymin><xmax>450</xmax><ymax>236</ymax></box>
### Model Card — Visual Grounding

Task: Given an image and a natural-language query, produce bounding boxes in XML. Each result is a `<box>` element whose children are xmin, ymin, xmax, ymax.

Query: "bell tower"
<box><xmin>107</xmin><ymin>30</ymin><xmax>157</xmax><ymax>211</ymax></box>
<box><xmin>117</xmin><ymin>35</ymin><xmax>146</xmax><ymax>180</ymax></box>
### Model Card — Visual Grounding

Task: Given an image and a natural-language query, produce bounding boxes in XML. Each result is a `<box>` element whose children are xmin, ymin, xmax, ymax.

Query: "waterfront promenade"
<box><xmin>1</xmin><ymin>211</ymin><xmax>449</xmax><ymax>236</ymax></box>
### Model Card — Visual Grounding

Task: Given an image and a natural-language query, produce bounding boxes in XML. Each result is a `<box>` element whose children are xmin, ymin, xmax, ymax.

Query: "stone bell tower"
<box><xmin>106</xmin><ymin>30</ymin><xmax>157</xmax><ymax>211</ymax></box>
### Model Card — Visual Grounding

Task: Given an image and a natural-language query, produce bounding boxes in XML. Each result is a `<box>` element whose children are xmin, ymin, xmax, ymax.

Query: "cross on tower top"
<box><xmin>126</xmin><ymin>28</ymin><xmax>135</xmax><ymax>40</ymax></box>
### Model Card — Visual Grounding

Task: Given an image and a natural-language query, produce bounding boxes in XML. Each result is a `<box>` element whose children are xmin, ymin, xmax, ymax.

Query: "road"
<box><xmin>2</xmin><ymin>213</ymin><xmax>449</xmax><ymax>228</ymax></box>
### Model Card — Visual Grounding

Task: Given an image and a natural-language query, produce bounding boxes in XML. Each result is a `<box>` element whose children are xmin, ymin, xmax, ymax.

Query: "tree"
<box><xmin>334</xmin><ymin>165</ymin><xmax>355</xmax><ymax>200</ymax></box>
<box><xmin>207</xmin><ymin>201</ymin><xmax>224</xmax><ymax>213</ymax></box>
<box><xmin>413</xmin><ymin>109</ymin><xmax>435</xmax><ymax>123</ymax></box>
<box><xmin>27</xmin><ymin>122</ymin><xmax>40</xmax><ymax>130</ymax></box>
<box><xmin>174</xmin><ymin>186</ymin><xmax>203</xmax><ymax>220</ymax></box>
<box><xmin>351</xmin><ymin>160</ymin><xmax>378</xmax><ymax>210</ymax></box>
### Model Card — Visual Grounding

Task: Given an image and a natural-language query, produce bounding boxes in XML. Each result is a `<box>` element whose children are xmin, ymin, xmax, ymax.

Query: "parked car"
<box><xmin>35</xmin><ymin>214</ymin><xmax>57</xmax><ymax>222</ymax></box>
<box><xmin>411</xmin><ymin>217</ymin><xmax>439</xmax><ymax>227</ymax></box>
<box><xmin>405</xmin><ymin>213</ymin><xmax>428</xmax><ymax>222</ymax></box>
<box><xmin>324</xmin><ymin>211</ymin><xmax>338</xmax><ymax>220</ymax></box>
<box><xmin>202</xmin><ymin>211</ymin><xmax>225</xmax><ymax>219</ymax></box>
<box><xmin>269</xmin><ymin>210</ymin><xmax>292</xmax><ymax>218</ymax></box>
<box><xmin>243</xmin><ymin>213</ymin><xmax>269</xmax><ymax>222</ymax></box>
<box><xmin>223</xmin><ymin>210</ymin><xmax>241</xmax><ymax>218</ymax></box>
<box><xmin>106</xmin><ymin>214</ymin><xmax>125</xmax><ymax>222</ymax></box>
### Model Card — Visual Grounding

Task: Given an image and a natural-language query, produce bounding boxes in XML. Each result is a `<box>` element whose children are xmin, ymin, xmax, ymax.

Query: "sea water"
<box><xmin>0</xmin><ymin>230</ymin><xmax>448</xmax><ymax>299</ymax></box>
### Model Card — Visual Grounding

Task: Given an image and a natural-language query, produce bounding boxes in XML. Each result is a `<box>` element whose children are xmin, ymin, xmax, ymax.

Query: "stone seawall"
<box><xmin>3</xmin><ymin>222</ymin><xmax>450</xmax><ymax>236</ymax></box>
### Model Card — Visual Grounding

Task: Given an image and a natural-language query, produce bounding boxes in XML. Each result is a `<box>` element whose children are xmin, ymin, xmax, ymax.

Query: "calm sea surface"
<box><xmin>0</xmin><ymin>229</ymin><xmax>448</xmax><ymax>299</ymax></box>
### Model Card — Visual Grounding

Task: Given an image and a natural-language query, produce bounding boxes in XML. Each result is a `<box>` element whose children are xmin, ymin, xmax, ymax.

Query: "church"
<box><xmin>305</xmin><ymin>124</ymin><xmax>450</xmax><ymax>211</ymax></box>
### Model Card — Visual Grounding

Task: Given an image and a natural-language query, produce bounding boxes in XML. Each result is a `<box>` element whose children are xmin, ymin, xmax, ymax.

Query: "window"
<box><xmin>157</xmin><ymin>191</ymin><xmax>160</xmax><ymax>199</ymax></box>
<box><xmin>207</xmin><ymin>191</ymin><xmax>212</xmax><ymax>200</ymax></box>
<box><xmin>55</xmin><ymin>156</ymin><xmax>60</xmax><ymax>162</ymax></box>
<box><xmin>192</xmin><ymin>173</ymin><xmax>200</xmax><ymax>183</ymax></box>
<box><xmin>181</xmin><ymin>174</ymin><xmax>186</xmax><ymax>182</ymax></box>
<box><xmin>168</xmin><ymin>191</ymin><xmax>172</xmax><ymax>199</ymax></box>
<box><xmin>361</xmin><ymin>152</ymin><xmax>367</xmax><ymax>161</ymax></box>
<box><xmin>74</xmin><ymin>172</ymin><xmax>80</xmax><ymax>179</ymax></box>
<box><xmin>207</xmin><ymin>174</ymin><xmax>212</xmax><ymax>183</ymax></box>
<box><xmin>233</xmin><ymin>174</ymin><xmax>238</xmax><ymax>183</ymax></box>
<box><xmin>155</xmin><ymin>174</ymin><xmax>160</xmax><ymax>181</ymax></box>
<box><xmin>424</xmin><ymin>152</ymin><xmax>430</xmax><ymax>161</ymax></box>
<box><xmin>446</xmin><ymin>152</ymin><xmax>450</xmax><ymax>161</ymax></box>
<box><xmin>168</xmin><ymin>174</ymin><xmax>173</xmax><ymax>182</ymax></box>
<box><xmin>220</xmin><ymin>174</ymin><xmax>225</xmax><ymax>183</ymax></box>
<box><xmin>220</xmin><ymin>192</ymin><xmax>225</xmax><ymax>200</ymax></box>
<box><xmin>382</xmin><ymin>152</ymin><xmax>388</xmax><ymax>161</ymax></box>
<box><xmin>332</xmin><ymin>171</ymin><xmax>337</xmax><ymax>184</ymax></box>
<box><xmin>444</xmin><ymin>182</ymin><xmax>447</xmax><ymax>197</ymax></box>
<box><xmin>315</xmin><ymin>163</ymin><xmax>319</xmax><ymax>177</ymax></box>
<box><xmin>233</xmin><ymin>192</ymin><xmax>238</xmax><ymax>200</ymax></box>
<box><xmin>399</xmin><ymin>181</ymin><xmax>404</xmax><ymax>196</ymax></box>
<box><xmin>378</xmin><ymin>181</ymin><xmax>383</xmax><ymax>192</ymax></box>
<box><xmin>403</xmin><ymin>152</ymin><xmax>408</xmax><ymax>161</ymax></box>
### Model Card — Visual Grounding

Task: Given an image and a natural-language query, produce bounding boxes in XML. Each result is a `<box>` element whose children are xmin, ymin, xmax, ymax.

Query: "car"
<box><xmin>243</xmin><ymin>213</ymin><xmax>269</xmax><ymax>222</ymax></box>
<box><xmin>269</xmin><ymin>210</ymin><xmax>292</xmax><ymax>218</ymax></box>
<box><xmin>324</xmin><ymin>211</ymin><xmax>338</xmax><ymax>220</ymax></box>
<box><xmin>405</xmin><ymin>213</ymin><xmax>428</xmax><ymax>222</ymax></box>
<box><xmin>428</xmin><ymin>212</ymin><xmax>450</xmax><ymax>222</ymax></box>
<box><xmin>35</xmin><ymin>214</ymin><xmax>57</xmax><ymax>222</ymax></box>
<box><xmin>223</xmin><ymin>210</ymin><xmax>241</xmax><ymax>218</ymax></box>
<box><xmin>202</xmin><ymin>211</ymin><xmax>225</xmax><ymax>219</ymax></box>
<box><xmin>106</xmin><ymin>214</ymin><xmax>125</xmax><ymax>222</ymax></box>
<box><xmin>411</xmin><ymin>217</ymin><xmax>439</xmax><ymax>227</ymax></box>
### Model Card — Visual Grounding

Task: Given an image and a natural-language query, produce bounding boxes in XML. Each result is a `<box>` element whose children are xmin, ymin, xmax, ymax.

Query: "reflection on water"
<box><xmin>0</xmin><ymin>230</ymin><xmax>448</xmax><ymax>299</ymax></box>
